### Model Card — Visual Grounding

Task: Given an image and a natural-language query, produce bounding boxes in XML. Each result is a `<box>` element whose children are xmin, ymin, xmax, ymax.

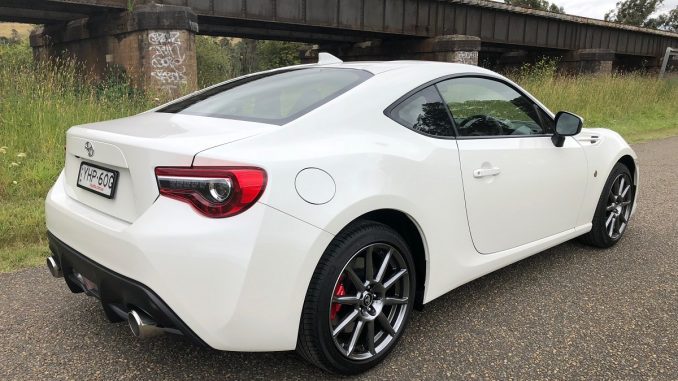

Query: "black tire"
<box><xmin>296</xmin><ymin>220</ymin><xmax>416</xmax><ymax>374</ymax></box>
<box><xmin>579</xmin><ymin>162</ymin><xmax>635</xmax><ymax>248</ymax></box>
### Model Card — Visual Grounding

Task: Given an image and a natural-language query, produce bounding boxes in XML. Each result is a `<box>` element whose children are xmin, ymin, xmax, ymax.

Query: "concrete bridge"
<box><xmin>6</xmin><ymin>0</ymin><xmax>677</xmax><ymax>93</ymax></box>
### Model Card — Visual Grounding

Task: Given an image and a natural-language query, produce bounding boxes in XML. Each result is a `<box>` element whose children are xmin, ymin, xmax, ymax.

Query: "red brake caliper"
<box><xmin>330</xmin><ymin>276</ymin><xmax>346</xmax><ymax>321</ymax></box>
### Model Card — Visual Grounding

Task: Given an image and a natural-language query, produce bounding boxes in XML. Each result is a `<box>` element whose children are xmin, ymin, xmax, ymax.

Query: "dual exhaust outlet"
<box><xmin>127</xmin><ymin>309</ymin><xmax>167</xmax><ymax>339</ymax></box>
<box><xmin>47</xmin><ymin>256</ymin><xmax>63</xmax><ymax>278</ymax></box>
<box><xmin>46</xmin><ymin>255</ymin><xmax>170</xmax><ymax>340</ymax></box>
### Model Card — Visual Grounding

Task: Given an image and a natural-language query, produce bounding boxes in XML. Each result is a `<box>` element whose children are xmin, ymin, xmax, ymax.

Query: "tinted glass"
<box><xmin>436</xmin><ymin>77</ymin><xmax>546</xmax><ymax>137</ymax></box>
<box><xmin>160</xmin><ymin>68</ymin><xmax>372</xmax><ymax>125</ymax></box>
<box><xmin>389</xmin><ymin>86</ymin><xmax>455</xmax><ymax>137</ymax></box>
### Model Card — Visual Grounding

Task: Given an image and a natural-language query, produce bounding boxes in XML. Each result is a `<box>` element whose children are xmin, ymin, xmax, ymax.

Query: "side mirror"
<box><xmin>552</xmin><ymin>111</ymin><xmax>583</xmax><ymax>147</ymax></box>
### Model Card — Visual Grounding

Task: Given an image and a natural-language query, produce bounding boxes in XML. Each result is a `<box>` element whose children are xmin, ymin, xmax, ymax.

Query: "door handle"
<box><xmin>473</xmin><ymin>167</ymin><xmax>501</xmax><ymax>178</ymax></box>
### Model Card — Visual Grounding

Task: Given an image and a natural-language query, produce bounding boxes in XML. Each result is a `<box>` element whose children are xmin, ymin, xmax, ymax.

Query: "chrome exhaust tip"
<box><xmin>128</xmin><ymin>310</ymin><xmax>165</xmax><ymax>339</ymax></box>
<box><xmin>46</xmin><ymin>256</ymin><xmax>62</xmax><ymax>278</ymax></box>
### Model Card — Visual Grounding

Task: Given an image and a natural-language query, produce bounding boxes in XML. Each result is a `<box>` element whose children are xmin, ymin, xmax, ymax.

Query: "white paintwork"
<box><xmin>456</xmin><ymin>136</ymin><xmax>587</xmax><ymax>254</ymax></box>
<box><xmin>45</xmin><ymin>60</ymin><xmax>638</xmax><ymax>351</ymax></box>
<box><xmin>574</xmin><ymin>128</ymin><xmax>640</xmax><ymax>223</ymax></box>
<box><xmin>63</xmin><ymin>113</ymin><xmax>274</xmax><ymax>222</ymax></box>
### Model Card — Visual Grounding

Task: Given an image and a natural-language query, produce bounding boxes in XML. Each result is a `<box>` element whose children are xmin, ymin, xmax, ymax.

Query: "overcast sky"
<box><xmin>538</xmin><ymin>0</ymin><xmax>678</xmax><ymax>20</ymax></box>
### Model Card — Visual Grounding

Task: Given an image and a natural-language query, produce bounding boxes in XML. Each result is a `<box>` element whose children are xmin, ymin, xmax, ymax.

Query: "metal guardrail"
<box><xmin>659</xmin><ymin>47</ymin><xmax>678</xmax><ymax>79</ymax></box>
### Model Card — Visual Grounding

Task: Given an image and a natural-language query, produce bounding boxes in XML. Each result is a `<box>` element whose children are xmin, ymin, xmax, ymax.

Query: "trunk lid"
<box><xmin>64</xmin><ymin>112</ymin><xmax>273</xmax><ymax>222</ymax></box>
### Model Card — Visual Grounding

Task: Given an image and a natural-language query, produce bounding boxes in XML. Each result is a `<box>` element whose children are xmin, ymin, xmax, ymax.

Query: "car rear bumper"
<box><xmin>45</xmin><ymin>171</ymin><xmax>334</xmax><ymax>351</ymax></box>
<box><xmin>47</xmin><ymin>231</ymin><xmax>208</xmax><ymax>346</ymax></box>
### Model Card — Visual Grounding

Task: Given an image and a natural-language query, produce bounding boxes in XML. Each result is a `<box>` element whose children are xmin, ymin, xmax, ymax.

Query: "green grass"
<box><xmin>0</xmin><ymin>43</ymin><xmax>157</xmax><ymax>272</ymax></box>
<box><xmin>0</xmin><ymin>242</ymin><xmax>49</xmax><ymax>273</ymax></box>
<box><xmin>508</xmin><ymin>60</ymin><xmax>678</xmax><ymax>142</ymax></box>
<box><xmin>1</xmin><ymin>44</ymin><xmax>677</xmax><ymax>272</ymax></box>
<box><xmin>522</xmin><ymin>74</ymin><xmax>678</xmax><ymax>142</ymax></box>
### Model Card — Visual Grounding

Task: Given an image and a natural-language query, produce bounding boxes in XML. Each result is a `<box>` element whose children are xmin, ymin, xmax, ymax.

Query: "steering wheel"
<box><xmin>458</xmin><ymin>114</ymin><xmax>507</xmax><ymax>136</ymax></box>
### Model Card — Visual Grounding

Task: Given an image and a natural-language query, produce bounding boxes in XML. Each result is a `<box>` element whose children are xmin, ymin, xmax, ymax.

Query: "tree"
<box><xmin>662</xmin><ymin>6</ymin><xmax>678</xmax><ymax>31</ymax></box>
<box><xmin>504</xmin><ymin>0</ymin><xmax>565</xmax><ymax>14</ymax></box>
<box><xmin>195</xmin><ymin>36</ymin><xmax>303</xmax><ymax>87</ymax></box>
<box><xmin>229</xmin><ymin>39</ymin><xmax>302</xmax><ymax>75</ymax></box>
<box><xmin>547</xmin><ymin>3</ymin><xmax>565</xmax><ymax>13</ymax></box>
<box><xmin>256</xmin><ymin>40</ymin><xmax>303</xmax><ymax>71</ymax></box>
<box><xmin>195</xmin><ymin>36</ymin><xmax>234</xmax><ymax>88</ymax></box>
<box><xmin>604</xmin><ymin>0</ymin><xmax>664</xmax><ymax>26</ymax></box>
<box><xmin>646</xmin><ymin>6</ymin><xmax>678</xmax><ymax>32</ymax></box>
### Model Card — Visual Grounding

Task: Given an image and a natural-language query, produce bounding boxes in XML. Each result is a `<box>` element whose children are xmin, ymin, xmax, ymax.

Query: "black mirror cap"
<box><xmin>552</xmin><ymin>111</ymin><xmax>584</xmax><ymax>147</ymax></box>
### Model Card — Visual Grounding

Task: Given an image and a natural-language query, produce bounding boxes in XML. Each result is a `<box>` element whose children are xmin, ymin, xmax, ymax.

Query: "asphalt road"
<box><xmin>1</xmin><ymin>137</ymin><xmax>677</xmax><ymax>380</ymax></box>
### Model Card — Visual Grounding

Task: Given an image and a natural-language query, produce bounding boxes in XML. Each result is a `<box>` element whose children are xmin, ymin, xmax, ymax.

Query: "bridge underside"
<box><xmin>4</xmin><ymin>0</ymin><xmax>675</xmax><ymax>93</ymax></box>
<box><xmin>7</xmin><ymin>0</ymin><xmax>676</xmax><ymax>51</ymax></box>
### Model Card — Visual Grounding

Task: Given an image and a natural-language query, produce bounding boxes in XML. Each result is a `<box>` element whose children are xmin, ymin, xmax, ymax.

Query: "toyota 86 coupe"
<box><xmin>45</xmin><ymin>54</ymin><xmax>638</xmax><ymax>374</ymax></box>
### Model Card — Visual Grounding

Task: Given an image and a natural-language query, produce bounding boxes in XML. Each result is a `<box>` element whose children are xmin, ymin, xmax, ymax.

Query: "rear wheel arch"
<box><xmin>349</xmin><ymin>209</ymin><xmax>427</xmax><ymax>310</ymax></box>
<box><xmin>297</xmin><ymin>218</ymin><xmax>418</xmax><ymax>373</ymax></box>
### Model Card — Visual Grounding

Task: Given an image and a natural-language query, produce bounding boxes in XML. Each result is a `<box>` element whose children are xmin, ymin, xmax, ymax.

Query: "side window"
<box><xmin>389</xmin><ymin>86</ymin><xmax>455</xmax><ymax>137</ymax></box>
<box><xmin>436</xmin><ymin>77</ymin><xmax>547</xmax><ymax>137</ymax></box>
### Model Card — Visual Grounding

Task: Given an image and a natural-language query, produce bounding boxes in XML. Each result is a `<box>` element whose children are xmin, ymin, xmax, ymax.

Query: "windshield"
<box><xmin>159</xmin><ymin>68</ymin><xmax>372</xmax><ymax>125</ymax></box>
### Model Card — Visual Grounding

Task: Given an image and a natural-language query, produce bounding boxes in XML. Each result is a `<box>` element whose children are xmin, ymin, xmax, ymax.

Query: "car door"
<box><xmin>436</xmin><ymin>76</ymin><xmax>587</xmax><ymax>254</ymax></box>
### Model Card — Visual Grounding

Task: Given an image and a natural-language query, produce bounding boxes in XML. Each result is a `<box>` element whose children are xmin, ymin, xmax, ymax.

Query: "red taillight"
<box><xmin>155</xmin><ymin>167</ymin><xmax>267</xmax><ymax>218</ymax></box>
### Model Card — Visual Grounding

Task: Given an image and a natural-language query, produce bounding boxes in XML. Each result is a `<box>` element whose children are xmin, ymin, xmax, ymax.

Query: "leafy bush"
<box><xmin>196</xmin><ymin>37</ymin><xmax>302</xmax><ymax>87</ymax></box>
<box><xmin>196</xmin><ymin>36</ymin><xmax>233</xmax><ymax>88</ymax></box>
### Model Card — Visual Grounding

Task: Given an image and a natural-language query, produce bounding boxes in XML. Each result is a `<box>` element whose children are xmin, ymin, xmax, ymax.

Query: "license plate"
<box><xmin>77</xmin><ymin>162</ymin><xmax>119</xmax><ymax>199</ymax></box>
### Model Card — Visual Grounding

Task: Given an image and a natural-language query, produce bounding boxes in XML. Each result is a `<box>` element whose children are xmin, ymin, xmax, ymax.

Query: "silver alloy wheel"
<box><xmin>328</xmin><ymin>243</ymin><xmax>410</xmax><ymax>361</ymax></box>
<box><xmin>605</xmin><ymin>173</ymin><xmax>633</xmax><ymax>239</ymax></box>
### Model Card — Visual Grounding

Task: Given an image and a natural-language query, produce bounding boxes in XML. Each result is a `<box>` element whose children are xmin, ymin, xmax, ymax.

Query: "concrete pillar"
<box><xmin>562</xmin><ymin>49</ymin><xmax>615</xmax><ymax>75</ymax></box>
<box><xmin>30</xmin><ymin>4</ymin><xmax>198</xmax><ymax>97</ymax></box>
<box><xmin>303</xmin><ymin>35</ymin><xmax>481</xmax><ymax>65</ymax></box>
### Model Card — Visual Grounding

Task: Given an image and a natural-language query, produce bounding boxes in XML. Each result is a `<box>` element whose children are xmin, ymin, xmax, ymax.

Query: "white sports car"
<box><xmin>45</xmin><ymin>54</ymin><xmax>638</xmax><ymax>374</ymax></box>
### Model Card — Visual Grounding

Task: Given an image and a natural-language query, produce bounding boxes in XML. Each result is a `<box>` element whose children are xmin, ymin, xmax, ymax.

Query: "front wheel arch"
<box><xmin>580</xmin><ymin>161</ymin><xmax>635</xmax><ymax>248</ymax></box>
<box><xmin>618</xmin><ymin>154</ymin><xmax>637</xmax><ymax>184</ymax></box>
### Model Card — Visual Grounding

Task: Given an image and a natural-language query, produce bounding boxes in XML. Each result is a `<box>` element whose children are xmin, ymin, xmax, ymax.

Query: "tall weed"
<box><xmin>508</xmin><ymin>59</ymin><xmax>678</xmax><ymax>141</ymax></box>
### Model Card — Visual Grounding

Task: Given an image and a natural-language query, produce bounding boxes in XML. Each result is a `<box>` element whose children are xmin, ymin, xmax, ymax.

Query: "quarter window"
<box><xmin>389</xmin><ymin>86</ymin><xmax>455</xmax><ymax>137</ymax></box>
<box><xmin>436</xmin><ymin>77</ymin><xmax>549</xmax><ymax>137</ymax></box>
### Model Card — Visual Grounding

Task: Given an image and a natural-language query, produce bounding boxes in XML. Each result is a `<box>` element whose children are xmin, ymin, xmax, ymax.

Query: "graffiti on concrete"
<box><xmin>453</xmin><ymin>51</ymin><xmax>478</xmax><ymax>65</ymax></box>
<box><xmin>148</xmin><ymin>31</ymin><xmax>187</xmax><ymax>90</ymax></box>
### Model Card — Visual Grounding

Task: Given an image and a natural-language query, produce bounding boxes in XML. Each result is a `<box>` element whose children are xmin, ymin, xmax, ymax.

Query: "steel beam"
<box><xmin>198</xmin><ymin>21</ymin><xmax>365</xmax><ymax>43</ymax></box>
<box><xmin>0</xmin><ymin>7</ymin><xmax>86</xmax><ymax>23</ymax></box>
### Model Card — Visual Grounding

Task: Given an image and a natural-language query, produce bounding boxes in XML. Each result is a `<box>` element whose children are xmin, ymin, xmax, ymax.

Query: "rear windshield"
<box><xmin>159</xmin><ymin>68</ymin><xmax>372</xmax><ymax>125</ymax></box>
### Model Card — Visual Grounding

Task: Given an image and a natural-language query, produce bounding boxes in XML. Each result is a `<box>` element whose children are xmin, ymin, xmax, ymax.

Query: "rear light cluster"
<box><xmin>155</xmin><ymin>167</ymin><xmax>267</xmax><ymax>218</ymax></box>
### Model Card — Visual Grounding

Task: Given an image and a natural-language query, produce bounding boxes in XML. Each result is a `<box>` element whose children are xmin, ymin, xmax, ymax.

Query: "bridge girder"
<box><xmin>2</xmin><ymin>0</ymin><xmax>675</xmax><ymax>57</ymax></box>
<box><xmin>12</xmin><ymin>0</ymin><xmax>678</xmax><ymax>95</ymax></box>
